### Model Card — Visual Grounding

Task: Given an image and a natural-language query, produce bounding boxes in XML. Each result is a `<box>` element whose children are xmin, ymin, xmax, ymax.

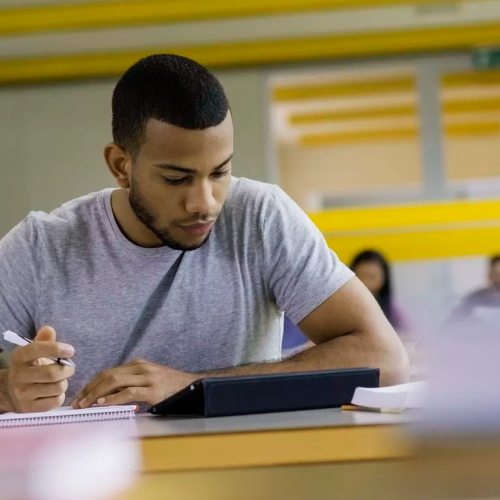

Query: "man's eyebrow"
<box><xmin>154</xmin><ymin>165</ymin><xmax>195</xmax><ymax>174</ymax></box>
<box><xmin>154</xmin><ymin>154</ymin><xmax>234</xmax><ymax>174</ymax></box>
<box><xmin>213</xmin><ymin>154</ymin><xmax>234</xmax><ymax>171</ymax></box>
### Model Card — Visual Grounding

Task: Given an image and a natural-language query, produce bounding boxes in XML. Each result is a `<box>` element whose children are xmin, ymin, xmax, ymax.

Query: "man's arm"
<box><xmin>0</xmin><ymin>349</ymin><xmax>11</xmax><ymax>412</ymax></box>
<box><xmin>199</xmin><ymin>277</ymin><xmax>409</xmax><ymax>385</ymax></box>
<box><xmin>0</xmin><ymin>348</ymin><xmax>12</xmax><ymax>412</ymax></box>
<box><xmin>0</xmin><ymin>368</ymin><xmax>13</xmax><ymax>412</ymax></box>
<box><xmin>74</xmin><ymin>277</ymin><xmax>409</xmax><ymax>408</ymax></box>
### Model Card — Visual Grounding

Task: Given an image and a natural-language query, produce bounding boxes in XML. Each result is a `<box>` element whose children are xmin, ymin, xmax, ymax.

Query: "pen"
<box><xmin>2</xmin><ymin>330</ymin><xmax>75</xmax><ymax>368</ymax></box>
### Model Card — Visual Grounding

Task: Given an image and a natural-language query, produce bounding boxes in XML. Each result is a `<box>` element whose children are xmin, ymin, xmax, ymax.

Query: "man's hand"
<box><xmin>7</xmin><ymin>326</ymin><xmax>75</xmax><ymax>413</ymax></box>
<box><xmin>72</xmin><ymin>359</ymin><xmax>197</xmax><ymax>409</ymax></box>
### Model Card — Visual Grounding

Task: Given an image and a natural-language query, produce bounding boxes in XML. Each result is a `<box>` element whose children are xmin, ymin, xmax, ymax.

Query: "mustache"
<box><xmin>175</xmin><ymin>213</ymin><xmax>219</xmax><ymax>225</ymax></box>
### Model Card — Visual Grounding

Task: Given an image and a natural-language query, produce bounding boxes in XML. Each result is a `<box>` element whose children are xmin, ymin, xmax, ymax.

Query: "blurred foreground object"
<box><xmin>0</xmin><ymin>421</ymin><xmax>139</xmax><ymax>500</ymax></box>
<box><xmin>409</xmin><ymin>317</ymin><xmax>500</xmax><ymax>499</ymax></box>
<box><xmin>452</xmin><ymin>255</ymin><xmax>500</xmax><ymax>320</ymax></box>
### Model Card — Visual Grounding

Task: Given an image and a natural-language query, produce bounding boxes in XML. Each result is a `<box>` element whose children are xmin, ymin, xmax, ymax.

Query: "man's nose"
<box><xmin>185</xmin><ymin>179</ymin><xmax>216</xmax><ymax>215</ymax></box>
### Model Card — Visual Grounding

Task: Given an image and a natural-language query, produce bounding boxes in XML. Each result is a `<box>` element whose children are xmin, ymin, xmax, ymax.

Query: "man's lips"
<box><xmin>178</xmin><ymin>221</ymin><xmax>215</xmax><ymax>236</ymax></box>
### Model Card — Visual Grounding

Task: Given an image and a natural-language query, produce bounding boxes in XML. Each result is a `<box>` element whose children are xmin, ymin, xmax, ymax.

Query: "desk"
<box><xmin>122</xmin><ymin>409</ymin><xmax>414</xmax><ymax>500</ymax></box>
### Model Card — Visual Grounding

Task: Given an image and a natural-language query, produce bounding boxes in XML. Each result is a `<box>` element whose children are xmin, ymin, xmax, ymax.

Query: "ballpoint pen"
<box><xmin>2</xmin><ymin>330</ymin><xmax>75</xmax><ymax>367</ymax></box>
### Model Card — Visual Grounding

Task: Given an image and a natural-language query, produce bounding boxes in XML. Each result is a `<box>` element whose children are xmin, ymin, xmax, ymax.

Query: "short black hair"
<box><xmin>490</xmin><ymin>255</ymin><xmax>500</xmax><ymax>267</ymax></box>
<box><xmin>112</xmin><ymin>54</ymin><xmax>230</xmax><ymax>155</ymax></box>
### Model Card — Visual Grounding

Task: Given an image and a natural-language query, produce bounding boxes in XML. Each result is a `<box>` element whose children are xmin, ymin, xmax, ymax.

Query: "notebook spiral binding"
<box><xmin>0</xmin><ymin>409</ymin><xmax>135</xmax><ymax>429</ymax></box>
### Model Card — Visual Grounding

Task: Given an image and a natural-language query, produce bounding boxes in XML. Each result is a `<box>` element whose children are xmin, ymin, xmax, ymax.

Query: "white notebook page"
<box><xmin>0</xmin><ymin>405</ymin><xmax>138</xmax><ymax>428</ymax></box>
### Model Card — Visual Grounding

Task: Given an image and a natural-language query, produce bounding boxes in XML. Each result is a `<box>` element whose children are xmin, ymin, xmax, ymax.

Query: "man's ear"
<box><xmin>104</xmin><ymin>143</ymin><xmax>132</xmax><ymax>189</ymax></box>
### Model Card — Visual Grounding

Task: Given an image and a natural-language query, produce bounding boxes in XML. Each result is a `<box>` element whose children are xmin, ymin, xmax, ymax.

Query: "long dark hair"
<box><xmin>350</xmin><ymin>250</ymin><xmax>394</xmax><ymax>326</ymax></box>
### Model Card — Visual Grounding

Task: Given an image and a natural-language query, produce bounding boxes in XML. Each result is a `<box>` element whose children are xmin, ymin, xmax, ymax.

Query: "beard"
<box><xmin>129</xmin><ymin>179</ymin><xmax>212</xmax><ymax>252</ymax></box>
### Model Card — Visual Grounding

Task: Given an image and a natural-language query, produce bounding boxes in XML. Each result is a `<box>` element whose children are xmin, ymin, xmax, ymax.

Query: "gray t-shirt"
<box><xmin>0</xmin><ymin>177</ymin><xmax>353</xmax><ymax>402</ymax></box>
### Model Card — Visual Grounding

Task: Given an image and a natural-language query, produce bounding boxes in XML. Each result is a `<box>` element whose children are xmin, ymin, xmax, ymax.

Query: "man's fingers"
<box><xmin>28</xmin><ymin>394</ymin><xmax>66</xmax><ymax>413</ymax></box>
<box><xmin>7</xmin><ymin>326</ymin><xmax>73</xmax><ymax>413</ymax></box>
<box><xmin>95</xmin><ymin>387</ymin><xmax>147</xmax><ymax>407</ymax></box>
<box><xmin>76</xmin><ymin>374</ymin><xmax>149</xmax><ymax>409</ymax></box>
<box><xmin>123</xmin><ymin>358</ymin><xmax>147</xmax><ymax>367</ymax></box>
<box><xmin>16</xmin><ymin>364</ymin><xmax>75</xmax><ymax>383</ymax></box>
<box><xmin>12</xmin><ymin>342</ymin><xmax>74</xmax><ymax>365</ymax></box>
<box><xmin>34</xmin><ymin>326</ymin><xmax>57</xmax><ymax>342</ymax></box>
<box><xmin>35</xmin><ymin>357</ymin><xmax>56</xmax><ymax>366</ymax></box>
<box><xmin>16</xmin><ymin>380</ymin><xmax>68</xmax><ymax>399</ymax></box>
<box><xmin>73</xmin><ymin>365</ymin><xmax>144</xmax><ymax>407</ymax></box>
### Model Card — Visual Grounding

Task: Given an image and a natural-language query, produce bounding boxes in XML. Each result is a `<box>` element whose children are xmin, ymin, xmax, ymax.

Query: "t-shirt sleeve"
<box><xmin>0</xmin><ymin>216</ymin><xmax>42</xmax><ymax>350</ymax></box>
<box><xmin>261</xmin><ymin>186</ymin><xmax>354</xmax><ymax>325</ymax></box>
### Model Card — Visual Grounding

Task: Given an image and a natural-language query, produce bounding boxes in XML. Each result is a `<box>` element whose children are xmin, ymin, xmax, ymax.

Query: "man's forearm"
<box><xmin>0</xmin><ymin>368</ymin><xmax>13</xmax><ymax>412</ymax></box>
<box><xmin>73</xmin><ymin>329</ymin><xmax>409</xmax><ymax>407</ymax></box>
<box><xmin>201</xmin><ymin>331</ymin><xmax>409</xmax><ymax>387</ymax></box>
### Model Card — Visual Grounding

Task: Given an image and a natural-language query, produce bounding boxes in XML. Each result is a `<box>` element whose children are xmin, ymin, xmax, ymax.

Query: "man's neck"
<box><xmin>110</xmin><ymin>189</ymin><xmax>163</xmax><ymax>248</ymax></box>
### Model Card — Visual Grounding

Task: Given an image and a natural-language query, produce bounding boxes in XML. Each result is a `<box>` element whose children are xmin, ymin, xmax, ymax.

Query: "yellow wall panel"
<box><xmin>310</xmin><ymin>199</ymin><xmax>500</xmax><ymax>232</ymax></box>
<box><xmin>326</xmin><ymin>225</ymin><xmax>500</xmax><ymax>262</ymax></box>
<box><xmin>313</xmin><ymin>200</ymin><xmax>500</xmax><ymax>262</ymax></box>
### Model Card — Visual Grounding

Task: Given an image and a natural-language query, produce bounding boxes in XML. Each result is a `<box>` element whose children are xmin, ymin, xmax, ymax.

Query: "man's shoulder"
<box><xmin>49</xmin><ymin>189</ymin><xmax>109</xmax><ymax>221</ymax></box>
<box><xmin>7</xmin><ymin>190</ymin><xmax>110</xmax><ymax>249</ymax></box>
<box><xmin>227</xmin><ymin>177</ymin><xmax>278</xmax><ymax>205</ymax></box>
<box><xmin>222</xmin><ymin>177</ymin><xmax>279</xmax><ymax>221</ymax></box>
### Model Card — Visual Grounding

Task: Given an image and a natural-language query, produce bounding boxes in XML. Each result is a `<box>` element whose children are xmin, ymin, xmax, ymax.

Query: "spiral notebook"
<box><xmin>0</xmin><ymin>405</ymin><xmax>138</xmax><ymax>428</ymax></box>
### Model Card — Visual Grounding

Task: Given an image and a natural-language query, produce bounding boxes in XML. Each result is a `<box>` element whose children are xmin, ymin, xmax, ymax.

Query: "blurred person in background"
<box><xmin>453</xmin><ymin>255</ymin><xmax>500</xmax><ymax>320</ymax></box>
<box><xmin>351</xmin><ymin>250</ymin><xmax>422</xmax><ymax>378</ymax></box>
<box><xmin>350</xmin><ymin>250</ymin><xmax>411</xmax><ymax>335</ymax></box>
<box><xmin>283</xmin><ymin>249</ymin><xmax>411</xmax><ymax>356</ymax></box>
<box><xmin>351</xmin><ymin>250</ymin><xmax>425</xmax><ymax>380</ymax></box>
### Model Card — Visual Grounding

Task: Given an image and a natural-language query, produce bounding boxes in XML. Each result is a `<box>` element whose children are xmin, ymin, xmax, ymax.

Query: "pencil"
<box><xmin>341</xmin><ymin>405</ymin><xmax>404</xmax><ymax>414</ymax></box>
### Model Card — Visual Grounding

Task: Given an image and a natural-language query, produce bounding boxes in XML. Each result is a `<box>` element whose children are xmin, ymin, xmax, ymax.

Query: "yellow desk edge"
<box><xmin>141</xmin><ymin>424</ymin><xmax>412</xmax><ymax>473</ymax></box>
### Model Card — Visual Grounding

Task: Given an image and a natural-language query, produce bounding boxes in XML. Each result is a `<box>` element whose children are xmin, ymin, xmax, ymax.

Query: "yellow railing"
<box><xmin>310</xmin><ymin>199</ymin><xmax>500</xmax><ymax>262</ymax></box>
<box><xmin>2</xmin><ymin>22</ymin><xmax>500</xmax><ymax>86</ymax></box>
<box><xmin>289</xmin><ymin>97</ymin><xmax>500</xmax><ymax>125</ymax></box>
<box><xmin>0</xmin><ymin>0</ymin><xmax>482</xmax><ymax>37</ymax></box>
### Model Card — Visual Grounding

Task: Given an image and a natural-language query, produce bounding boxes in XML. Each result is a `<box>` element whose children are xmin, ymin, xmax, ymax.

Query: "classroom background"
<box><xmin>2</xmin><ymin>0</ymin><xmax>500</xmax><ymax>498</ymax></box>
<box><xmin>2</xmin><ymin>0</ymin><xmax>500</xmax><ymax>332</ymax></box>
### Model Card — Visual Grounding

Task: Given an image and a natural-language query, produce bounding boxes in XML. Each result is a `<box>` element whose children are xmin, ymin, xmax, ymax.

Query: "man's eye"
<box><xmin>212</xmin><ymin>170</ymin><xmax>230</xmax><ymax>180</ymax></box>
<box><xmin>164</xmin><ymin>177</ymin><xmax>187</xmax><ymax>186</ymax></box>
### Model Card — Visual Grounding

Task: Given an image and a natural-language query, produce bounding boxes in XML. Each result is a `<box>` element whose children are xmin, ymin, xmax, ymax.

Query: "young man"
<box><xmin>0</xmin><ymin>55</ymin><xmax>408</xmax><ymax>413</ymax></box>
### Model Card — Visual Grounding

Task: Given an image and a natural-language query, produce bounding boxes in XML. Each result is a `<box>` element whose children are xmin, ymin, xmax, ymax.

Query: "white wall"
<box><xmin>217</xmin><ymin>69</ymin><xmax>270</xmax><ymax>183</ymax></box>
<box><xmin>0</xmin><ymin>68</ymin><xmax>269</xmax><ymax>237</ymax></box>
<box><xmin>0</xmin><ymin>81</ymin><xmax>113</xmax><ymax>236</ymax></box>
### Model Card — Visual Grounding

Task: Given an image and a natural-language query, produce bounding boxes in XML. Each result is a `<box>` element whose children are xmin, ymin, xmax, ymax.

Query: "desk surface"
<box><xmin>137</xmin><ymin>409</ymin><xmax>414</xmax><ymax>473</ymax></box>
<box><xmin>136</xmin><ymin>408</ymin><xmax>412</xmax><ymax>439</ymax></box>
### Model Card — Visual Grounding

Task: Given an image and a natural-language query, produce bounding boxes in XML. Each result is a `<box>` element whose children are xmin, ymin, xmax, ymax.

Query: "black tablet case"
<box><xmin>149</xmin><ymin>368</ymin><xmax>380</xmax><ymax>418</ymax></box>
